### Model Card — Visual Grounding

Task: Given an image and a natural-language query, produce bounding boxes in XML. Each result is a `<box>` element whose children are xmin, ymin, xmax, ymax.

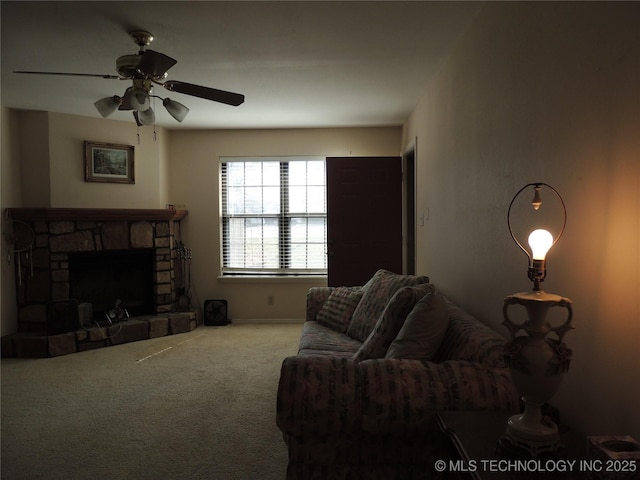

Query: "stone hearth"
<box><xmin>2</xmin><ymin>312</ymin><xmax>201</xmax><ymax>358</ymax></box>
<box><xmin>2</xmin><ymin>208</ymin><xmax>200</xmax><ymax>358</ymax></box>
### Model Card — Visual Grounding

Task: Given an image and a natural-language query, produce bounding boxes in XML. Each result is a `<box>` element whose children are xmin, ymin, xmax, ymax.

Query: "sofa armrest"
<box><xmin>276</xmin><ymin>355</ymin><xmax>362</xmax><ymax>436</ymax></box>
<box><xmin>434</xmin><ymin>298</ymin><xmax>510</xmax><ymax>367</ymax></box>
<box><xmin>305</xmin><ymin>287</ymin><xmax>335</xmax><ymax>322</ymax></box>
<box><xmin>358</xmin><ymin>358</ymin><xmax>521</xmax><ymax>434</ymax></box>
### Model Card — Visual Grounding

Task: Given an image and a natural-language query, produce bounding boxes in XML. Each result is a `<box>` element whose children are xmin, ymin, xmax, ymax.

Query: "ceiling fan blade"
<box><xmin>163</xmin><ymin>80</ymin><xmax>244</xmax><ymax>106</ymax></box>
<box><xmin>14</xmin><ymin>70</ymin><xmax>120</xmax><ymax>79</ymax></box>
<box><xmin>137</xmin><ymin>50</ymin><xmax>177</xmax><ymax>78</ymax></box>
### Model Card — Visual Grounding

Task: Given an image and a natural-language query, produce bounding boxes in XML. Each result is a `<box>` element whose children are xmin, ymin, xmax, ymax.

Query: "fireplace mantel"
<box><xmin>6</xmin><ymin>207</ymin><xmax>188</xmax><ymax>222</ymax></box>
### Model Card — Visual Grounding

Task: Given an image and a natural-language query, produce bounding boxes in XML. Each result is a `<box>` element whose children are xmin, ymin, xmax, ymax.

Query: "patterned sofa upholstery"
<box><xmin>276</xmin><ymin>270</ymin><xmax>520</xmax><ymax>479</ymax></box>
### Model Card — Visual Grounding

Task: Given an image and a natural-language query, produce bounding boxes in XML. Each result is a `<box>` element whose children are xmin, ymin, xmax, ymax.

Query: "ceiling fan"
<box><xmin>15</xmin><ymin>31</ymin><xmax>245</xmax><ymax>125</ymax></box>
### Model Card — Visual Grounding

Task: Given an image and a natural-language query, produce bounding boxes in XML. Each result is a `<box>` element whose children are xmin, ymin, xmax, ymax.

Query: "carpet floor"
<box><xmin>1</xmin><ymin>322</ymin><xmax>302</xmax><ymax>480</ymax></box>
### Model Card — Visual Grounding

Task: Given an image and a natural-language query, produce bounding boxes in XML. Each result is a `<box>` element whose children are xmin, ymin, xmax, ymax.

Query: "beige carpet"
<box><xmin>1</xmin><ymin>322</ymin><xmax>302</xmax><ymax>480</ymax></box>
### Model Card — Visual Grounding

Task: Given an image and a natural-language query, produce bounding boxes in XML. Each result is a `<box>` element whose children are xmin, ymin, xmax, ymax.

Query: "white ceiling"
<box><xmin>1</xmin><ymin>1</ymin><xmax>482</xmax><ymax>130</ymax></box>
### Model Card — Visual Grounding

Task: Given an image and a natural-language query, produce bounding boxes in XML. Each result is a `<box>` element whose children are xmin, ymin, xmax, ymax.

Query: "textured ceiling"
<box><xmin>1</xmin><ymin>1</ymin><xmax>482</xmax><ymax>129</ymax></box>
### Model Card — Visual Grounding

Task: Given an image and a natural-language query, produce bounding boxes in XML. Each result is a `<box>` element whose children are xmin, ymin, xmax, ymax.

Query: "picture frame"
<box><xmin>84</xmin><ymin>141</ymin><xmax>135</xmax><ymax>184</ymax></box>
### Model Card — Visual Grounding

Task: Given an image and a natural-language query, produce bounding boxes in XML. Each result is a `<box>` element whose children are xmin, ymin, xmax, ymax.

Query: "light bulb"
<box><xmin>528</xmin><ymin>229</ymin><xmax>553</xmax><ymax>260</ymax></box>
<box><xmin>129</xmin><ymin>88</ymin><xmax>150</xmax><ymax>111</ymax></box>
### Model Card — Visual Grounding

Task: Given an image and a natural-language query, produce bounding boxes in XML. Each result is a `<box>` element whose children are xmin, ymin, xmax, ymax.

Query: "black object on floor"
<box><xmin>204</xmin><ymin>300</ymin><xmax>229</xmax><ymax>326</ymax></box>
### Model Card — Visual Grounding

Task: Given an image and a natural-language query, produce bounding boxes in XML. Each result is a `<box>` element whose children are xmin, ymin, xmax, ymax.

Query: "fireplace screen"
<box><xmin>69</xmin><ymin>249</ymin><xmax>155</xmax><ymax>321</ymax></box>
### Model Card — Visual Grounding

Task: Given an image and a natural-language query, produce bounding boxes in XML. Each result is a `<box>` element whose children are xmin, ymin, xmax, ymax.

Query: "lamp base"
<box><xmin>497</xmin><ymin>414</ymin><xmax>566</xmax><ymax>458</ymax></box>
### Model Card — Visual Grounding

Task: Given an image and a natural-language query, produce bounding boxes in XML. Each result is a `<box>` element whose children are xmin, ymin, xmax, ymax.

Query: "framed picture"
<box><xmin>84</xmin><ymin>141</ymin><xmax>135</xmax><ymax>184</ymax></box>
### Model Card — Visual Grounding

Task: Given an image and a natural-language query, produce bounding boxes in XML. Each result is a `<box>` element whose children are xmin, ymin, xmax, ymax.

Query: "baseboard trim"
<box><xmin>230</xmin><ymin>318</ymin><xmax>304</xmax><ymax>325</ymax></box>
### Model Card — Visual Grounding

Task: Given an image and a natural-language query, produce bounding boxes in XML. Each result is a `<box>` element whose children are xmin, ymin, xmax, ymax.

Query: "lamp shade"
<box><xmin>163</xmin><ymin>98</ymin><xmax>189</xmax><ymax>122</ymax></box>
<box><xmin>129</xmin><ymin>88</ymin><xmax>150</xmax><ymax>111</ymax></box>
<box><xmin>94</xmin><ymin>95</ymin><xmax>122</xmax><ymax>117</ymax></box>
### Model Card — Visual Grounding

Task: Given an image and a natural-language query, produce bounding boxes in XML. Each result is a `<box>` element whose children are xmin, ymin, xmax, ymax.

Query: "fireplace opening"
<box><xmin>69</xmin><ymin>249</ymin><xmax>155</xmax><ymax>321</ymax></box>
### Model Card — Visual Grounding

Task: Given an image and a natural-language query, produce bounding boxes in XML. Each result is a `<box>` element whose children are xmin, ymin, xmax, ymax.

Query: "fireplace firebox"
<box><xmin>69</xmin><ymin>249</ymin><xmax>155</xmax><ymax>321</ymax></box>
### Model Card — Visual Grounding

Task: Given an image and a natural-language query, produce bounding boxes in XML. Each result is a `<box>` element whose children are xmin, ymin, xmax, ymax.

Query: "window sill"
<box><xmin>218</xmin><ymin>275</ymin><xmax>327</xmax><ymax>285</ymax></box>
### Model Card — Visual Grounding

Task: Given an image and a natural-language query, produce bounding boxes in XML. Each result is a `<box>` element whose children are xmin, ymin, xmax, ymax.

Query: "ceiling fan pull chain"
<box><xmin>152</xmin><ymin>96</ymin><xmax>157</xmax><ymax>142</ymax></box>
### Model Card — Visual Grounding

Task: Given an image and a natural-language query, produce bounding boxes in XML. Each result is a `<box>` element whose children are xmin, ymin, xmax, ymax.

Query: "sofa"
<box><xmin>276</xmin><ymin>270</ymin><xmax>521</xmax><ymax>479</ymax></box>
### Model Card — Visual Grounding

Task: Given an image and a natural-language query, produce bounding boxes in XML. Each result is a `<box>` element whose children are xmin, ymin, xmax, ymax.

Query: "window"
<box><xmin>220</xmin><ymin>157</ymin><xmax>327</xmax><ymax>276</ymax></box>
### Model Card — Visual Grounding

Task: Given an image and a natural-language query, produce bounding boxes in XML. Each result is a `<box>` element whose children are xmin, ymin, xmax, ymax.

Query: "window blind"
<box><xmin>220</xmin><ymin>157</ymin><xmax>327</xmax><ymax>275</ymax></box>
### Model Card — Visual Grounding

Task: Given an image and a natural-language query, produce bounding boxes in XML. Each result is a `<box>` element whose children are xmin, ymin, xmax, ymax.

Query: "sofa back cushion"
<box><xmin>384</xmin><ymin>287</ymin><xmax>449</xmax><ymax>361</ymax></box>
<box><xmin>353</xmin><ymin>283</ymin><xmax>434</xmax><ymax>361</ymax></box>
<box><xmin>306</xmin><ymin>287</ymin><xmax>335</xmax><ymax>322</ymax></box>
<box><xmin>316</xmin><ymin>287</ymin><xmax>364</xmax><ymax>333</ymax></box>
<box><xmin>346</xmin><ymin>269</ymin><xmax>430</xmax><ymax>343</ymax></box>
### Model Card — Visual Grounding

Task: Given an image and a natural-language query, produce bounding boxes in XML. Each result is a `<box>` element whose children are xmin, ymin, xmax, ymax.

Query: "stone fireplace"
<box><xmin>3</xmin><ymin>208</ymin><xmax>200</xmax><ymax>357</ymax></box>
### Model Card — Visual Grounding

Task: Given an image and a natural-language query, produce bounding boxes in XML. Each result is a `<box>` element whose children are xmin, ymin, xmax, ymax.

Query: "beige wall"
<box><xmin>2</xmin><ymin>111</ymin><xmax>170</xmax><ymax>210</ymax></box>
<box><xmin>167</xmin><ymin>127</ymin><xmax>402</xmax><ymax>320</ymax></box>
<box><xmin>18</xmin><ymin>111</ymin><xmax>50</xmax><ymax>207</ymax></box>
<box><xmin>403</xmin><ymin>2</ymin><xmax>639</xmax><ymax>438</ymax></box>
<box><xmin>1</xmin><ymin>107</ymin><xmax>23</xmax><ymax>334</ymax></box>
<box><xmin>47</xmin><ymin>112</ymin><xmax>169</xmax><ymax>208</ymax></box>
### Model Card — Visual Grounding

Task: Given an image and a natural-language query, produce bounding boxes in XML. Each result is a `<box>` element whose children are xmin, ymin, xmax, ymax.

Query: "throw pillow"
<box><xmin>385</xmin><ymin>287</ymin><xmax>449</xmax><ymax>361</ymax></box>
<box><xmin>346</xmin><ymin>269</ymin><xmax>430</xmax><ymax>342</ymax></box>
<box><xmin>353</xmin><ymin>283</ymin><xmax>434</xmax><ymax>362</ymax></box>
<box><xmin>315</xmin><ymin>287</ymin><xmax>364</xmax><ymax>333</ymax></box>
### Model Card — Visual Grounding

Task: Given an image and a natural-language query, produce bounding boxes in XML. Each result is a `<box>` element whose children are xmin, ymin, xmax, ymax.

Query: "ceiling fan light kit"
<box><xmin>15</xmin><ymin>30</ymin><xmax>245</xmax><ymax>127</ymax></box>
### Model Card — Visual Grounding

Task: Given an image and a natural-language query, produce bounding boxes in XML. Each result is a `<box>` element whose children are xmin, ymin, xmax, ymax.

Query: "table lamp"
<box><xmin>499</xmin><ymin>183</ymin><xmax>574</xmax><ymax>458</ymax></box>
